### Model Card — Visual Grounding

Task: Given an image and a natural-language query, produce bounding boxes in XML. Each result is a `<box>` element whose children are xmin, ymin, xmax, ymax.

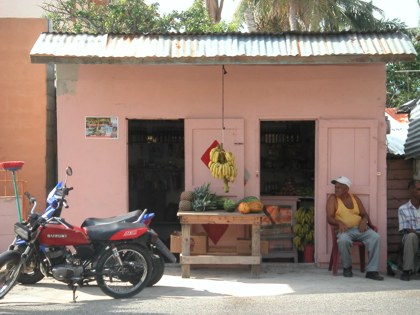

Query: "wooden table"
<box><xmin>177</xmin><ymin>211</ymin><xmax>264</xmax><ymax>278</ymax></box>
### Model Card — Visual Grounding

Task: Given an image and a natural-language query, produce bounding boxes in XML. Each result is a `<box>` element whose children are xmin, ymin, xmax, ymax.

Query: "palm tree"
<box><xmin>205</xmin><ymin>0</ymin><xmax>225</xmax><ymax>23</ymax></box>
<box><xmin>229</xmin><ymin>0</ymin><xmax>406</xmax><ymax>32</ymax></box>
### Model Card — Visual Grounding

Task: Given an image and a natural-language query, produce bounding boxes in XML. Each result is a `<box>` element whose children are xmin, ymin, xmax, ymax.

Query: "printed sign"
<box><xmin>85</xmin><ymin>117</ymin><xmax>118</xmax><ymax>139</ymax></box>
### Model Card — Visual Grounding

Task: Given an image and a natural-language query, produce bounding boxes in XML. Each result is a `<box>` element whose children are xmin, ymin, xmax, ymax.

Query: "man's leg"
<box><xmin>337</xmin><ymin>229</ymin><xmax>356</xmax><ymax>269</ymax></box>
<box><xmin>359</xmin><ymin>229</ymin><xmax>380</xmax><ymax>272</ymax></box>
<box><xmin>402</xmin><ymin>233</ymin><xmax>419</xmax><ymax>272</ymax></box>
<box><xmin>356</xmin><ymin>229</ymin><xmax>383</xmax><ymax>280</ymax></box>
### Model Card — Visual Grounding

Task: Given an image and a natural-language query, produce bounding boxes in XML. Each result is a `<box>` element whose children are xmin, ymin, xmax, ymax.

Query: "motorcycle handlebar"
<box><xmin>24</xmin><ymin>191</ymin><xmax>37</xmax><ymax>214</ymax></box>
<box><xmin>62</xmin><ymin>187</ymin><xmax>73</xmax><ymax>195</ymax></box>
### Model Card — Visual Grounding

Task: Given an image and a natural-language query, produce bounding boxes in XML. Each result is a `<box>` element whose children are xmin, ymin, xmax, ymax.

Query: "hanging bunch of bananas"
<box><xmin>208</xmin><ymin>144</ymin><xmax>238</xmax><ymax>193</ymax></box>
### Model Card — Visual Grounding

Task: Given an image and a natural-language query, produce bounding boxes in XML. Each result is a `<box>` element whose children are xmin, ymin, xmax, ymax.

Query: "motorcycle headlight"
<box><xmin>14</xmin><ymin>222</ymin><xmax>31</xmax><ymax>241</ymax></box>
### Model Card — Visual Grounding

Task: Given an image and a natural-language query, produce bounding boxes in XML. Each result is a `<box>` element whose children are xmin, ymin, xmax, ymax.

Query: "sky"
<box><xmin>147</xmin><ymin>0</ymin><xmax>419</xmax><ymax>28</ymax></box>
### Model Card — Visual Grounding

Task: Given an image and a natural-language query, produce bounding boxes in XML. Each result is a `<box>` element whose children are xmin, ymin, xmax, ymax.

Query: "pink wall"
<box><xmin>56</xmin><ymin>63</ymin><xmax>388</xmax><ymax>269</ymax></box>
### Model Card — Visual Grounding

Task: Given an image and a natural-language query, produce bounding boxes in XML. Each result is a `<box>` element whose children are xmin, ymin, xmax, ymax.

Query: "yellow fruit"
<box><xmin>237</xmin><ymin>202</ymin><xmax>251</xmax><ymax>214</ymax></box>
<box><xmin>248</xmin><ymin>201</ymin><xmax>264</xmax><ymax>212</ymax></box>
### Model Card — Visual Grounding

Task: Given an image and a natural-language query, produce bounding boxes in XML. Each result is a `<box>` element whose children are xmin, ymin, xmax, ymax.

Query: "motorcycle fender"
<box><xmin>155</xmin><ymin>238</ymin><xmax>177</xmax><ymax>263</ymax></box>
<box><xmin>109</xmin><ymin>226</ymin><xmax>149</xmax><ymax>241</ymax></box>
<box><xmin>0</xmin><ymin>250</ymin><xmax>21</xmax><ymax>265</ymax></box>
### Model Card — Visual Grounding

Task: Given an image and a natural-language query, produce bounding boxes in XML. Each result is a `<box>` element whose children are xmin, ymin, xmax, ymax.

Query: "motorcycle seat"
<box><xmin>84</xmin><ymin>221</ymin><xmax>148</xmax><ymax>241</ymax></box>
<box><xmin>81</xmin><ymin>209</ymin><xmax>142</xmax><ymax>227</ymax></box>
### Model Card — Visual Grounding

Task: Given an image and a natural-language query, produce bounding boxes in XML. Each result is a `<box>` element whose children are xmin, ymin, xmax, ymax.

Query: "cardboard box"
<box><xmin>170</xmin><ymin>231</ymin><xmax>208</xmax><ymax>254</ymax></box>
<box><xmin>236</xmin><ymin>238</ymin><xmax>269</xmax><ymax>255</ymax></box>
<box><xmin>262</xmin><ymin>205</ymin><xmax>292</xmax><ymax>225</ymax></box>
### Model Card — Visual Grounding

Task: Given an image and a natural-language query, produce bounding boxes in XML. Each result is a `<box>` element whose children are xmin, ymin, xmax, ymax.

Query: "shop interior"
<box><xmin>128</xmin><ymin>119</ymin><xmax>184</xmax><ymax>246</ymax></box>
<box><xmin>260</xmin><ymin>121</ymin><xmax>315</xmax><ymax>198</ymax></box>
<box><xmin>260</xmin><ymin>120</ymin><xmax>315</xmax><ymax>262</ymax></box>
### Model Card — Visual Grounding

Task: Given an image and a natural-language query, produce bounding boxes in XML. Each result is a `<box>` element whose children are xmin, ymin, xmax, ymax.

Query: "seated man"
<box><xmin>398</xmin><ymin>179</ymin><xmax>420</xmax><ymax>281</ymax></box>
<box><xmin>326</xmin><ymin>176</ymin><xmax>383</xmax><ymax>280</ymax></box>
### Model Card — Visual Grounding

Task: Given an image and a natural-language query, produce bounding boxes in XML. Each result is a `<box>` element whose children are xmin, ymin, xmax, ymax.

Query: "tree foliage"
<box><xmin>166</xmin><ymin>0</ymin><xmax>237</xmax><ymax>33</ymax></box>
<box><xmin>41</xmin><ymin>0</ymin><xmax>238</xmax><ymax>33</ymax></box>
<box><xmin>386</xmin><ymin>29</ymin><xmax>420</xmax><ymax>108</ymax></box>
<box><xmin>233</xmin><ymin>0</ymin><xmax>407</xmax><ymax>32</ymax></box>
<box><xmin>41</xmin><ymin>0</ymin><xmax>165</xmax><ymax>33</ymax></box>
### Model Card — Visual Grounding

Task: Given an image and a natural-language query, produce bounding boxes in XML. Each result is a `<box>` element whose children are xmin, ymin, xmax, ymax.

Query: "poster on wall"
<box><xmin>85</xmin><ymin>116</ymin><xmax>118</xmax><ymax>139</ymax></box>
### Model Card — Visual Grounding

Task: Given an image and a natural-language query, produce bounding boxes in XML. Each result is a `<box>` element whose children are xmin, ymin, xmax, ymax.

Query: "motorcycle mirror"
<box><xmin>66</xmin><ymin>167</ymin><xmax>73</xmax><ymax>176</ymax></box>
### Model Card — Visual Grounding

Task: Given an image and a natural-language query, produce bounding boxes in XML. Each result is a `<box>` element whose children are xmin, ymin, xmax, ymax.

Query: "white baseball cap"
<box><xmin>331</xmin><ymin>176</ymin><xmax>352</xmax><ymax>188</ymax></box>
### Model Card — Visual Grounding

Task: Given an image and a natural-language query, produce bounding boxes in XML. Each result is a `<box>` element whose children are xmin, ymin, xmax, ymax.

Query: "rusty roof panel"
<box><xmin>30</xmin><ymin>31</ymin><xmax>417</xmax><ymax>65</ymax></box>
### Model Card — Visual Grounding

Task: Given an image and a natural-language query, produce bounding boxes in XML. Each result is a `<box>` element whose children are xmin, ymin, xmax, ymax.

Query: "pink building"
<box><xmin>30</xmin><ymin>32</ymin><xmax>416</xmax><ymax>270</ymax></box>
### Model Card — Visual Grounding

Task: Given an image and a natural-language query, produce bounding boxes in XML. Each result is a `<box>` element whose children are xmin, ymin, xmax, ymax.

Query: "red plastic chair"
<box><xmin>328</xmin><ymin>223</ymin><xmax>377</xmax><ymax>276</ymax></box>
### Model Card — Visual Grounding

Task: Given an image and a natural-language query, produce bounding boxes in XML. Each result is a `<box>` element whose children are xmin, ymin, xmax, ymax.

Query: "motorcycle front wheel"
<box><xmin>0</xmin><ymin>250</ymin><xmax>23</xmax><ymax>299</ymax></box>
<box><xmin>95</xmin><ymin>244</ymin><xmax>152</xmax><ymax>299</ymax></box>
<box><xmin>16</xmin><ymin>247</ymin><xmax>44</xmax><ymax>285</ymax></box>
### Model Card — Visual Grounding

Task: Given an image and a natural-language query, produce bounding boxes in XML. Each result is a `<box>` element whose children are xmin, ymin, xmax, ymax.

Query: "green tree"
<box><xmin>41</xmin><ymin>0</ymin><xmax>238</xmax><ymax>33</ymax></box>
<box><xmin>167</xmin><ymin>0</ymin><xmax>237</xmax><ymax>33</ymax></box>
<box><xmin>386</xmin><ymin>29</ymin><xmax>420</xmax><ymax>108</ymax></box>
<box><xmin>232</xmin><ymin>0</ymin><xmax>406</xmax><ymax>32</ymax></box>
<box><xmin>41</xmin><ymin>0</ymin><xmax>169</xmax><ymax>33</ymax></box>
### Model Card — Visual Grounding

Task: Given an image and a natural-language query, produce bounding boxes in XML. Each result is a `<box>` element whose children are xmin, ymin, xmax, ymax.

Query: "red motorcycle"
<box><xmin>80</xmin><ymin>209</ymin><xmax>174</xmax><ymax>288</ymax></box>
<box><xmin>0</xmin><ymin>165</ymin><xmax>167</xmax><ymax>301</ymax></box>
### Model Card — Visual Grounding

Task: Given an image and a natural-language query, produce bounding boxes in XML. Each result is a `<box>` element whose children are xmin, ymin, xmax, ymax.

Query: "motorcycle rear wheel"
<box><xmin>147</xmin><ymin>252</ymin><xmax>165</xmax><ymax>287</ymax></box>
<box><xmin>0</xmin><ymin>250</ymin><xmax>22</xmax><ymax>299</ymax></box>
<box><xmin>95</xmin><ymin>244</ymin><xmax>152</xmax><ymax>299</ymax></box>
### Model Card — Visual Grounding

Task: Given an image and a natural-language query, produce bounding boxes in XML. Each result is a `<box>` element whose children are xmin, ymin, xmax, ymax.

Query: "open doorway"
<box><xmin>128</xmin><ymin>119</ymin><xmax>184</xmax><ymax>245</ymax></box>
<box><xmin>260</xmin><ymin>121</ymin><xmax>315</xmax><ymax>197</ymax></box>
<box><xmin>260</xmin><ymin>120</ymin><xmax>315</xmax><ymax>262</ymax></box>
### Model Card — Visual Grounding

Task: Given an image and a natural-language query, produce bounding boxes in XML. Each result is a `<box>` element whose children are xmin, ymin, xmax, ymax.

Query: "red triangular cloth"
<box><xmin>201</xmin><ymin>224</ymin><xmax>228</xmax><ymax>245</ymax></box>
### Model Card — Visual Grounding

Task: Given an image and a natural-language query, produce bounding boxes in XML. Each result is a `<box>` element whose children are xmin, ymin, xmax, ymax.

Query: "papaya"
<box><xmin>237</xmin><ymin>202</ymin><xmax>251</xmax><ymax>214</ymax></box>
<box><xmin>248</xmin><ymin>200</ymin><xmax>264</xmax><ymax>213</ymax></box>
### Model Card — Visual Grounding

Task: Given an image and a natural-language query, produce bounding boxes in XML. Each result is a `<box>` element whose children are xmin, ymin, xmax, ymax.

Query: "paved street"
<box><xmin>1</xmin><ymin>264</ymin><xmax>420</xmax><ymax>314</ymax></box>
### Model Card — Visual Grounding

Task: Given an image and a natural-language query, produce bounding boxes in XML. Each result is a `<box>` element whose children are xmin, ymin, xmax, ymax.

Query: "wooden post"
<box><xmin>251</xmin><ymin>222</ymin><xmax>261</xmax><ymax>277</ymax></box>
<box><xmin>181</xmin><ymin>222</ymin><xmax>191</xmax><ymax>278</ymax></box>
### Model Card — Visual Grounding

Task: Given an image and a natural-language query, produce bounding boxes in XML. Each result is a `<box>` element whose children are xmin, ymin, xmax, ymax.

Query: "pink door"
<box><xmin>185</xmin><ymin>119</ymin><xmax>244</xmax><ymax>200</ymax></box>
<box><xmin>317</xmin><ymin>119</ymin><xmax>380</xmax><ymax>265</ymax></box>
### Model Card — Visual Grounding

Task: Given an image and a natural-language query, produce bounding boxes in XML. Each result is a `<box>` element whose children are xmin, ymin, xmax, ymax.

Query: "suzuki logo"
<box><xmin>123</xmin><ymin>230</ymin><xmax>137</xmax><ymax>237</ymax></box>
<box><xmin>47</xmin><ymin>234</ymin><xmax>67</xmax><ymax>238</ymax></box>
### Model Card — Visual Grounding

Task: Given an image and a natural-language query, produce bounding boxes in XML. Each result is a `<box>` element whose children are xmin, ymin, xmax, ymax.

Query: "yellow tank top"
<box><xmin>334</xmin><ymin>194</ymin><xmax>361</xmax><ymax>228</ymax></box>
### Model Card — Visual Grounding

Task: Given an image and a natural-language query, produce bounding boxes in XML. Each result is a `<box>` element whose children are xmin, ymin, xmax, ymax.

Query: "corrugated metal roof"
<box><xmin>404</xmin><ymin>100</ymin><xmax>420</xmax><ymax>159</ymax></box>
<box><xmin>385</xmin><ymin>108</ymin><xmax>409</xmax><ymax>156</ymax></box>
<box><xmin>30</xmin><ymin>31</ymin><xmax>417</xmax><ymax>65</ymax></box>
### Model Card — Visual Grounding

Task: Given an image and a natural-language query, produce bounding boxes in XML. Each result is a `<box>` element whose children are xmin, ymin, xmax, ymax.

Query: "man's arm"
<box><xmin>354</xmin><ymin>195</ymin><xmax>369</xmax><ymax>232</ymax></box>
<box><xmin>326</xmin><ymin>195</ymin><xmax>347</xmax><ymax>232</ymax></box>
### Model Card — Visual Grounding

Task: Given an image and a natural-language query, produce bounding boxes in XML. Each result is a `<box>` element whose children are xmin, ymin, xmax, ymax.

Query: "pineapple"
<box><xmin>179</xmin><ymin>200</ymin><xmax>193</xmax><ymax>212</ymax></box>
<box><xmin>180</xmin><ymin>191</ymin><xmax>193</xmax><ymax>201</ymax></box>
<box><xmin>192</xmin><ymin>183</ymin><xmax>217</xmax><ymax>211</ymax></box>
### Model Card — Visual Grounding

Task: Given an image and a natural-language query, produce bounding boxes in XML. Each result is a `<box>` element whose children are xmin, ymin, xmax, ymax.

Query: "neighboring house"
<box><xmin>386</xmin><ymin>98</ymin><xmax>420</xmax><ymax>262</ymax></box>
<box><xmin>385</xmin><ymin>108</ymin><xmax>411</xmax><ymax>259</ymax></box>
<box><xmin>404</xmin><ymin>98</ymin><xmax>420</xmax><ymax>177</ymax></box>
<box><xmin>385</xmin><ymin>108</ymin><xmax>409</xmax><ymax>157</ymax></box>
<box><xmin>0</xmin><ymin>0</ymin><xmax>51</xmax><ymax>250</ymax></box>
<box><xmin>30</xmin><ymin>31</ymin><xmax>416</xmax><ymax>270</ymax></box>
